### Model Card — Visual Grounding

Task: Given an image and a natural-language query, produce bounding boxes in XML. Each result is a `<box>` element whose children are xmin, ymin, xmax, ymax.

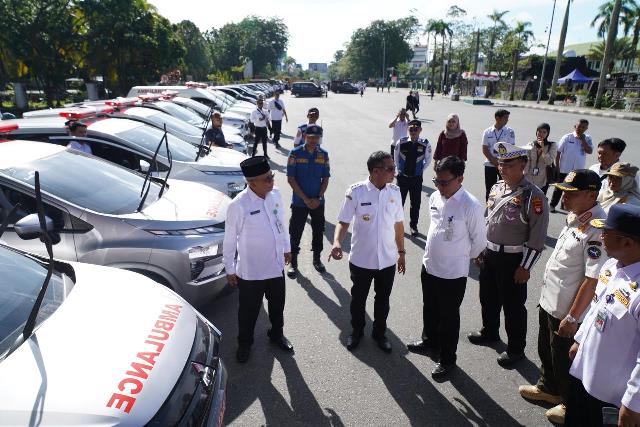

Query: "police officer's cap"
<box><xmin>408</xmin><ymin>120</ymin><xmax>421</xmax><ymax>128</ymax></box>
<box><xmin>551</xmin><ymin>169</ymin><xmax>601</xmax><ymax>192</ymax></box>
<box><xmin>240</xmin><ymin>156</ymin><xmax>270</xmax><ymax>178</ymax></box>
<box><xmin>305</xmin><ymin>124</ymin><xmax>323</xmax><ymax>137</ymax></box>
<box><xmin>494</xmin><ymin>142</ymin><xmax>528</xmax><ymax>161</ymax></box>
<box><xmin>591</xmin><ymin>204</ymin><xmax>640</xmax><ymax>239</ymax></box>
<box><xmin>307</xmin><ymin>107</ymin><xmax>319</xmax><ymax>115</ymax></box>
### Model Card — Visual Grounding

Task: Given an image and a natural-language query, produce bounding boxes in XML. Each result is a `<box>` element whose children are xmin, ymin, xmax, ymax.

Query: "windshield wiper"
<box><xmin>195</xmin><ymin>104</ymin><xmax>214</xmax><ymax>162</ymax></box>
<box><xmin>158</xmin><ymin>124</ymin><xmax>172</xmax><ymax>199</ymax></box>
<box><xmin>137</xmin><ymin>127</ymin><xmax>167</xmax><ymax>212</ymax></box>
<box><xmin>13</xmin><ymin>172</ymin><xmax>55</xmax><ymax>351</ymax></box>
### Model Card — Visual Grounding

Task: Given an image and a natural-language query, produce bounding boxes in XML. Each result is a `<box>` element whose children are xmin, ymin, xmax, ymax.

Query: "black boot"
<box><xmin>287</xmin><ymin>254</ymin><xmax>298</xmax><ymax>278</ymax></box>
<box><xmin>312</xmin><ymin>253</ymin><xmax>326</xmax><ymax>273</ymax></box>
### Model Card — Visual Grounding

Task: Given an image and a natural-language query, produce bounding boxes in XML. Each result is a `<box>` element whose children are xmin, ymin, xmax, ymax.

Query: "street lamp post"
<box><xmin>537</xmin><ymin>0</ymin><xmax>557</xmax><ymax>104</ymax></box>
<box><xmin>382</xmin><ymin>36</ymin><xmax>386</xmax><ymax>84</ymax></box>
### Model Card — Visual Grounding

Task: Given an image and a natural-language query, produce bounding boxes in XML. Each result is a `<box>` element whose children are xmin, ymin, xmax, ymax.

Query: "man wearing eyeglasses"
<box><xmin>468</xmin><ymin>142</ymin><xmax>549</xmax><ymax>368</ymax></box>
<box><xmin>406</xmin><ymin>156</ymin><xmax>486</xmax><ymax>380</ymax></box>
<box><xmin>223</xmin><ymin>156</ymin><xmax>294</xmax><ymax>363</ymax></box>
<box><xmin>394</xmin><ymin>119</ymin><xmax>432</xmax><ymax>236</ymax></box>
<box><xmin>329</xmin><ymin>151</ymin><xmax>406</xmax><ymax>353</ymax></box>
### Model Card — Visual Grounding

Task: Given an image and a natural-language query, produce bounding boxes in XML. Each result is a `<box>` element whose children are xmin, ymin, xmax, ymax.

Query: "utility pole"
<box><xmin>537</xmin><ymin>0</ymin><xmax>557</xmax><ymax>104</ymax></box>
<box><xmin>382</xmin><ymin>36</ymin><xmax>386</xmax><ymax>84</ymax></box>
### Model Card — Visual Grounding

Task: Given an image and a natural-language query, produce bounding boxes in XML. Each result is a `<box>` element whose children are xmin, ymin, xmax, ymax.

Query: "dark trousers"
<box><xmin>484</xmin><ymin>165</ymin><xmax>501</xmax><ymax>201</ymax></box>
<box><xmin>397</xmin><ymin>175</ymin><xmax>422</xmax><ymax>229</ymax></box>
<box><xmin>550</xmin><ymin>173</ymin><xmax>568</xmax><ymax>208</ymax></box>
<box><xmin>252</xmin><ymin>127</ymin><xmax>268</xmax><ymax>157</ymax></box>
<box><xmin>565</xmin><ymin>374</ymin><xmax>614</xmax><ymax>427</ymax></box>
<box><xmin>271</xmin><ymin>120</ymin><xmax>282</xmax><ymax>145</ymax></box>
<box><xmin>349</xmin><ymin>263</ymin><xmax>395</xmax><ymax>338</ymax></box>
<box><xmin>479</xmin><ymin>249</ymin><xmax>527</xmax><ymax>354</ymax></box>
<box><xmin>237</xmin><ymin>274</ymin><xmax>285</xmax><ymax>346</ymax></box>
<box><xmin>536</xmin><ymin>306</ymin><xmax>574</xmax><ymax>402</ymax></box>
<box><xmin>289</xmin><ymin>204</ymin><xmax>325</xmax><ymax>256</ymax></box>
<box><xmin>421</xmin><ymin>266</ymin><xmax>467</xmax><ymax>364</ymax></box>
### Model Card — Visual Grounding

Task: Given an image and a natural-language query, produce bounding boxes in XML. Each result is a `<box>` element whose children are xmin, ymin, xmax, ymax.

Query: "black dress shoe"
<box><xmin>286</xmin><ymin>265</ymin><xmax>298</xmax><ymax>279</ymax></box>
<box><xmin>373</xmin><ymin>335</ymin><xmax>392</xmax><ymax>353</ymax></box>
<box><xmin>312</xmin><ymin>259</ymin><xmax>326</xmax><ymax>273</ymax></box>
<box><xmin>406</xmin><ymin>339</ymin><xmax>437</xmax><ymax>355</ymax></box>
<box><xmin>270</xmin><ymin>335</ymin><xmax>294</xmax><ymax>352</ymax></box>
<box><xmin>236</xmin><ymin>346</ymin><xmax>251</xmax><ymax>363</ymax></box>
<box><xmin>467</xmin><ymin>330</ymin><xmax>500</xmax><ymax>345</ymax></box>
<box><xmin>431</xmin><ymin>362</ymin><xmax>456</xmax><ymax>380</ymax></box>
<box><xmin>497</xmin><ymin>351</ymin><xmax>524</xmax><ymax>367</ymax></box>
<box><xmin>346</xmin><ymin>332</ymin><xmax>363</xmax><ymax>351</ymax></box>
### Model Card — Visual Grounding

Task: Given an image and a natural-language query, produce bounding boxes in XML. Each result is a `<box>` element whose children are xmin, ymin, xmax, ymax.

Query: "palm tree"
<box><xmin>486</xmin><ymin>10</ymin><xmax>509</xmax><ymax>73</ymax></box>
<box><xmin>508</xmin><ymin>21</ymin><xmax>534</xmax><ymax>100</ymax></box>
<box><xmin>620</xmin><ymin>2</ymin><xmax>640</xmax><ymax>72</ymax></box>
<box><xmin>425</xmin><ymin>19</ymin><xmax>440</xmax><ymax>90</ymax></box>
<box><xmin>439</xmin><ymin>21</ymin><xmax>453</xmax><ymax>92</ymax></box>
<box><xmin>589</xmin><ymin>38</ymin><xmax>636</xmax><ymax>73</ymax></box>
<box><xmin>596</xmin><ymin>0</ymin><xmax>624</xmax><ymax>108</ymax></box>
<box><xmin>548</xmin><ymin>0</ymin><xmax>572</xmax><ymax>105</ymax></box>
<box><xmin>591</xmin><ymin>0</ymin><xmax>636</xmax><ymax>38</ymax></box>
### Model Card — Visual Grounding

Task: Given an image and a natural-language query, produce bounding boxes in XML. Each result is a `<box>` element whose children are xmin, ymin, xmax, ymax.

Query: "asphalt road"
<box><xmin>200</xmin><ymin>90</ymin><xmax>640</xmax><ymax>427</ymax></box>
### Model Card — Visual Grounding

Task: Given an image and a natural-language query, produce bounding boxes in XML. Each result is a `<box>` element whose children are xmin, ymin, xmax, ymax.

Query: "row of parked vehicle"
<box><xmin>0</xmin><ymin>80</ymin><xmax>281</xmax><ymax>426</ymax></box>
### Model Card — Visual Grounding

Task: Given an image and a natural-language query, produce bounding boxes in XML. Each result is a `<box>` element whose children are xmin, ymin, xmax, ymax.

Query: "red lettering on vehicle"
<box><xmin>106</xmin><ymin>304</ymin><xmax>183</xmax><ymax>414</ymax></box>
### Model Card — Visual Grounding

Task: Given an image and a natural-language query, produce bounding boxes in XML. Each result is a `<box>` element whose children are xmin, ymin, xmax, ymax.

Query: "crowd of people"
<box><xmin>218</xmin><ymin>92</ymin><xmax>640</xmax><ymax>426</ymax></box>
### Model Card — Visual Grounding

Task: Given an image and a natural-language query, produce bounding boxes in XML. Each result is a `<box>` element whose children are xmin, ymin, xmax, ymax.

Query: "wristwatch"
<box><xmin>564</xmin><ymin>314</ymin><xmax>577</xmax><ymax>324</ymax></box>
<box><xmin>398</xmin><ymin>249</ymin><xmax>406</xmax><ymax>255</ymax></box>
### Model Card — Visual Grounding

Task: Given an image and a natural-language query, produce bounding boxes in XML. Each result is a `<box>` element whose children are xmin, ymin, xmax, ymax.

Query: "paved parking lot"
<box><xmin>201</xmin><ymin>89</ymin><xmax>640</xmax><ymax>426</ymax></box>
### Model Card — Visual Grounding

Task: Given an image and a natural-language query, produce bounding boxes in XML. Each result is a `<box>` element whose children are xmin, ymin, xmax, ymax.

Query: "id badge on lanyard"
<box><xmin>443</xmin><ymin>216</ymin><xmax>454</xmax><ymax>241</ymax></box>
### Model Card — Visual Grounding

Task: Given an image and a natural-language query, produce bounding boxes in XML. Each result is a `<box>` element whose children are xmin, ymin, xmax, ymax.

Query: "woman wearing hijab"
<box><xmin>598</xmin><ymin>162</ymin><xmax>640</xmax><ymax>213</ymax></box>
<box><xmin>433</xmin><ymin>114</ymin><xmax>468</xmax><ymax>163</ymax></box>
<box><xmin>525</xmin><ymin>123</ymin><xmax>557</xmax><ymax>194</ymax></box>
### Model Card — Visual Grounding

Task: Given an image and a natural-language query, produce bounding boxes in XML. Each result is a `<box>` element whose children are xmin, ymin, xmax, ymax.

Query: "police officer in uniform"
<box><xmin>286</xmin><ymin>125</ymin><xmax>330</xmax><ymax>278</ymax></box>
<box><xmin>222</xmin><ymin>156</ymin><xmax>293</xmax><ymax>363</ymax></box>
<box><xmin>330</xmin><ymin>151</ymin><xmax>406</xmax><ymax>353</ymax></box>
<box><xmin>469</xmin><ymin>142</ymin><xmax>550</xmax><ymax>367</ymax></box>
<box><xmin>519</xmin><ymin>170</ymin><xmax>608</xmax><ymax>424</ymax></box>
<box><xmin>565</xmin><ymin>204</ymin><xmax>640</xmax><ymax>427</ymax></box>
<box><xmin>394</xmin><ymin>119</ymin><xmax>432</xmax><ymax>236</ymax></box>
<box><xmin>293</xmin><ymin>108</ymin><xmax>320</xmax><ymax>147</ymax></box>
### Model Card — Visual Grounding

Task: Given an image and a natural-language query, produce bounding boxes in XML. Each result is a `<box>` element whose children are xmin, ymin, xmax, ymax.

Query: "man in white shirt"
<box><xmin>65</xmin><ymin>121</ymin><xmax>92</xmax><ymax>154</ymax></box>
<box><xmin>519</xmin><ymin>170</ymin><xmax>608</xmax><ymax>424</ymax></box>
<box><xmin>550</xmin><ymin>119</ymin><xmax>593</xmax><ymax>212</ymax></box>
<box><xmin>406</xmin><ymin>156</ymin><xmax>486</xmax><ymax>380</ymax></box>
<box><xmin>388</xmin><ymin>108</ymin><xmax>409</xmax><ymax>156</ymax></box>
<box><xmin>481</xmin><ymin>109</ymin><xmax>515</xmax><ymax>201</ymax></box>
<box><xmin>588</xmin><ymin>138</ymin><xmax>639</xmax><ymax>196</ymax></box>
<box><xmin>329</xmin><ymin>151</ymin><xmax>406</xmax><ymax>353</ymax></box>
<box><xmin>268</xmin><ymin>90</ymin><xmax>288</xmax><ymax>149</ymax></box>
<box><xmin>222</xmin><ymin>156</ymin><xmax>293</xmax><ymax>363</ymax></box>
<box><xmin>565</xmin><ymin>204</ymin><xmax>640</xmax><ymax>427</ymax></box>
<box><xmin>250</xmin><ymin>97</ymin><xmax>272</xmax><ymax>158</ymax></box>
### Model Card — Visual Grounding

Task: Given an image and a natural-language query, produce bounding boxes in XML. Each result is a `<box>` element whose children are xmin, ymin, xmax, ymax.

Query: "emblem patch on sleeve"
<box><xmin>532</xmin><ymin>197</ymin><xmax>544</xmax><ymax>215</ymax></box>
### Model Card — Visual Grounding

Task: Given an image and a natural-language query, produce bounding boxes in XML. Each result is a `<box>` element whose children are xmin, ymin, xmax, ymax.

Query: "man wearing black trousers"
<box><xmin>406</xmin><ymin>156</ymin><xmax>486</xmax><ymax>380</ymax></box>
<box><xmin>222</xmin><ymin>156</ymin><xmax>293</xmax><ymax>363</ymax></box>
<box><xmin>268</xmin><ymin>90</ymin><xmax>288</xmax><ymax>149</ymax></box>
<box><xmin>286</xmin><ymin>125</ymin><xmax>330</xmax><ymax>278</ymax></box>
<box><xmin>250</xmin><ymin>97</ymin><xmax>271</xmax><ymax>158</ymax></box>
<box><xmin>481</xmin><ymin>109</ymin><xmax>516</xmax><ymax>201</ymax></box>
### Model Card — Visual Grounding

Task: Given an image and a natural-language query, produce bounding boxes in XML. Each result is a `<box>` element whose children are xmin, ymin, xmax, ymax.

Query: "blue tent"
<box><xmin>558</xmin><ymin>69</ymin><xmax>593</xmax><ymax>84</ymax></box>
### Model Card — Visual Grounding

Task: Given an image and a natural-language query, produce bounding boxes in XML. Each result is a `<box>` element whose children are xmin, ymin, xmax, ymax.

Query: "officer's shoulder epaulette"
<box><xmin>388</xmin><ymin>183</ymin><xmax>400</xmax><ymax>190</ymax></box>
<box><xmin>350</xmin><ymin>182</ymin><xmax>366</xmax><ymax>190</ymax></box>
<box><xmin>398</xmin><ymin>136</ymin><xmax>410</xmax><ymax>142</ymax></box>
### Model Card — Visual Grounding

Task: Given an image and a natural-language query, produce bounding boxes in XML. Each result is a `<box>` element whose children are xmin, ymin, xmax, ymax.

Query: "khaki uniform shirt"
<box><xmin>540</xmin><ymin>204</ymin><xmax>608</xmax><ymax>320</ymax></box>
<box><xmin>486</xmin><ymin>176</ymin><xmax>550</xmax><ymax>269</ymax></box>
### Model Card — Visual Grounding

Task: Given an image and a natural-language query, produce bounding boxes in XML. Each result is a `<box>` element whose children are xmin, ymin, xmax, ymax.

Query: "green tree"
<box><xmin>548</xmin><ymin>0</ymin><xmax>572</xmax><ymax>105</ymax></box>
<box><xmin>596</xmin><ymin>0</ymin><xmax>624</xmax><ymax>108</ymax></box>
<box><xmin>486</xmin><ymin>10</ymin><xmax>509</xmax><ymax>73</ymax></box>
<box><xmin>591</xmin><ymin>0</ymin><xmax>636</xmax><ymax>38</ymax></box>
<box><xmin>176</xmin><ymin>20</ymin><xmax>212</xmax><ymax>80</ymax></box>
<box><xmin>588</xmin><ymin>38</ymin><xmax>636</xmax><ymax>72</ymax></box>
<box><xmin>0</xmin><ymin>0</ymin><xmax>81</xmax><ymax>106</ymax></box>
<box><xmin>506</xmin><ymin>21</ymin><xmax>534</xmax><ymax>100</ymax></box>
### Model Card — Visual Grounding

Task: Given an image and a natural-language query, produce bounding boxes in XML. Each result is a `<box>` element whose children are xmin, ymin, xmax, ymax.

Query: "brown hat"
<box><xmin>603</xmin><ymin>162</ymin><xmax>639</xmax><ymax>178</ymax></box>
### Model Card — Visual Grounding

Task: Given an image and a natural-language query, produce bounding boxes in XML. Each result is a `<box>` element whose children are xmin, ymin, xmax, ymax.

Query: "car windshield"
<box><xmin>2</xmin><ymin>149</ymin><xmax>161</xmax><ymax>214</ymax></box>
<box><xmin>154</xmin><ymin>101</ymin><xmax>204</xmax><ymax>127</ymax></box>
<box><xmin>117</xmin><ymin>123</ymin><xmax>198</xmax><ymax>162</ymax></box>
<box><xmin>176</xmin><ymin>100</ymin><xmax>209</xmax><ymax>118</ymax></box>
<box><xmin>0</xmin><ymin>245</ymin><xmax>70</xmax><ymax>357</ymax></box>
<box><xmin>126</xmin><ymin>108</ymin><xmax>202</xmax><ymax>137</ymax></box>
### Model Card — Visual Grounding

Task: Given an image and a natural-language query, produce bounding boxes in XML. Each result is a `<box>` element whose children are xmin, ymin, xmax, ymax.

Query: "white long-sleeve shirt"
<box><xmin>570</xmin><ymin>258</ymin><xmax>640</xmax><ymax>411</ymax></box>
<box><xmin>422</xmin><ymin>187</ymin><xmax>486</xmax><ymax>279</ymax></box>
<box><xmin>222</xmin><ymin>186</ymin><xmax>290</xmax><ymax>280</ymax></box>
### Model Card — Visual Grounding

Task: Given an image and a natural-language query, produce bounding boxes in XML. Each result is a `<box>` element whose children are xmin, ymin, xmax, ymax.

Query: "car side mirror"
<box><xmin>140</xmin><ymin>159</ymin><xmax>151</xmax><ymax>173</ymax></box>
<box><xmin>14</xmin><ymin>213</ymin><xmax>54</xmax><ymax>240</ymax></box>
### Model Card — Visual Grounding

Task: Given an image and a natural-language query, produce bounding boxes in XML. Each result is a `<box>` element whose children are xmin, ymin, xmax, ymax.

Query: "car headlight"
<box><xmin>189</xmin><ymin>245</ymin><xmax>221</xmax><ymax>280</ymax></box>
<box><xmin>147</xmin><ymin>225</ymin><xmax>224</xmax><ymax>236</ymax></box>
<box><xmin>201</xmin><ymin>170</ymin><xmax>245</xmax><ymax>176</ymax></box>
<box><xmin>227</xmin><ymin>182</ymin><xmax>245</xmax><ymax>195</ymax></box>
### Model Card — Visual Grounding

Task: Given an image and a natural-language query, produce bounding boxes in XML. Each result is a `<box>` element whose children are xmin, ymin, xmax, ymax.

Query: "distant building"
<box><xmin>550</xmin><ymin>40</ymin><xmax>640</xmax><ymax>74</ymax></box>
<box><xmin>295</xmin><ymin>64</ymin><xmax>303</xmax><ymax>70</ymax></box>
<box><xmin>308</xmin><ymin>63</ymin><xmax>328</xmax><ymax>73</ymax></box>
<box><xmin>409</xmin><ymin>45</ymin><xmax>428</xmax><ymax>69</ymax></box>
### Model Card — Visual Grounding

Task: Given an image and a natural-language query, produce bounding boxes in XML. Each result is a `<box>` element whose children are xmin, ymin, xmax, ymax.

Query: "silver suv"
<box><xmin>0</xmin><ymin>140</ymin><xmax>232</xmax><ymax>304</ymax></box>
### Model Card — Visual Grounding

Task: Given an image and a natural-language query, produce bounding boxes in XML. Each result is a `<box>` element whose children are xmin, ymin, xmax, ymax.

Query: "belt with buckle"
<box><xmin>487</xmin><ymin>241</ymin><xmax>523</xmax><ymax>253</ymax></box>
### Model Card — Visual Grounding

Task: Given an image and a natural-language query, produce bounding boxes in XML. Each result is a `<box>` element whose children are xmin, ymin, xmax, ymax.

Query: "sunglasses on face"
<box><xmin>432</xmin><ymin>176</ymin><xmax>457</xmax><ymax>187</ymax></box>
<box><xmin>409</xmin><ymin>127</ymin><xmax>420</xmax><ymax>132</ymax></box>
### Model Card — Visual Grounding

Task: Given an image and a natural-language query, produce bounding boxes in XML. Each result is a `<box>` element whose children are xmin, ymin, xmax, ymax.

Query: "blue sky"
<box><xmin>150</xmin><ymin>0</ymin><xmax>609</xmax><ymax>67</ymax></box>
